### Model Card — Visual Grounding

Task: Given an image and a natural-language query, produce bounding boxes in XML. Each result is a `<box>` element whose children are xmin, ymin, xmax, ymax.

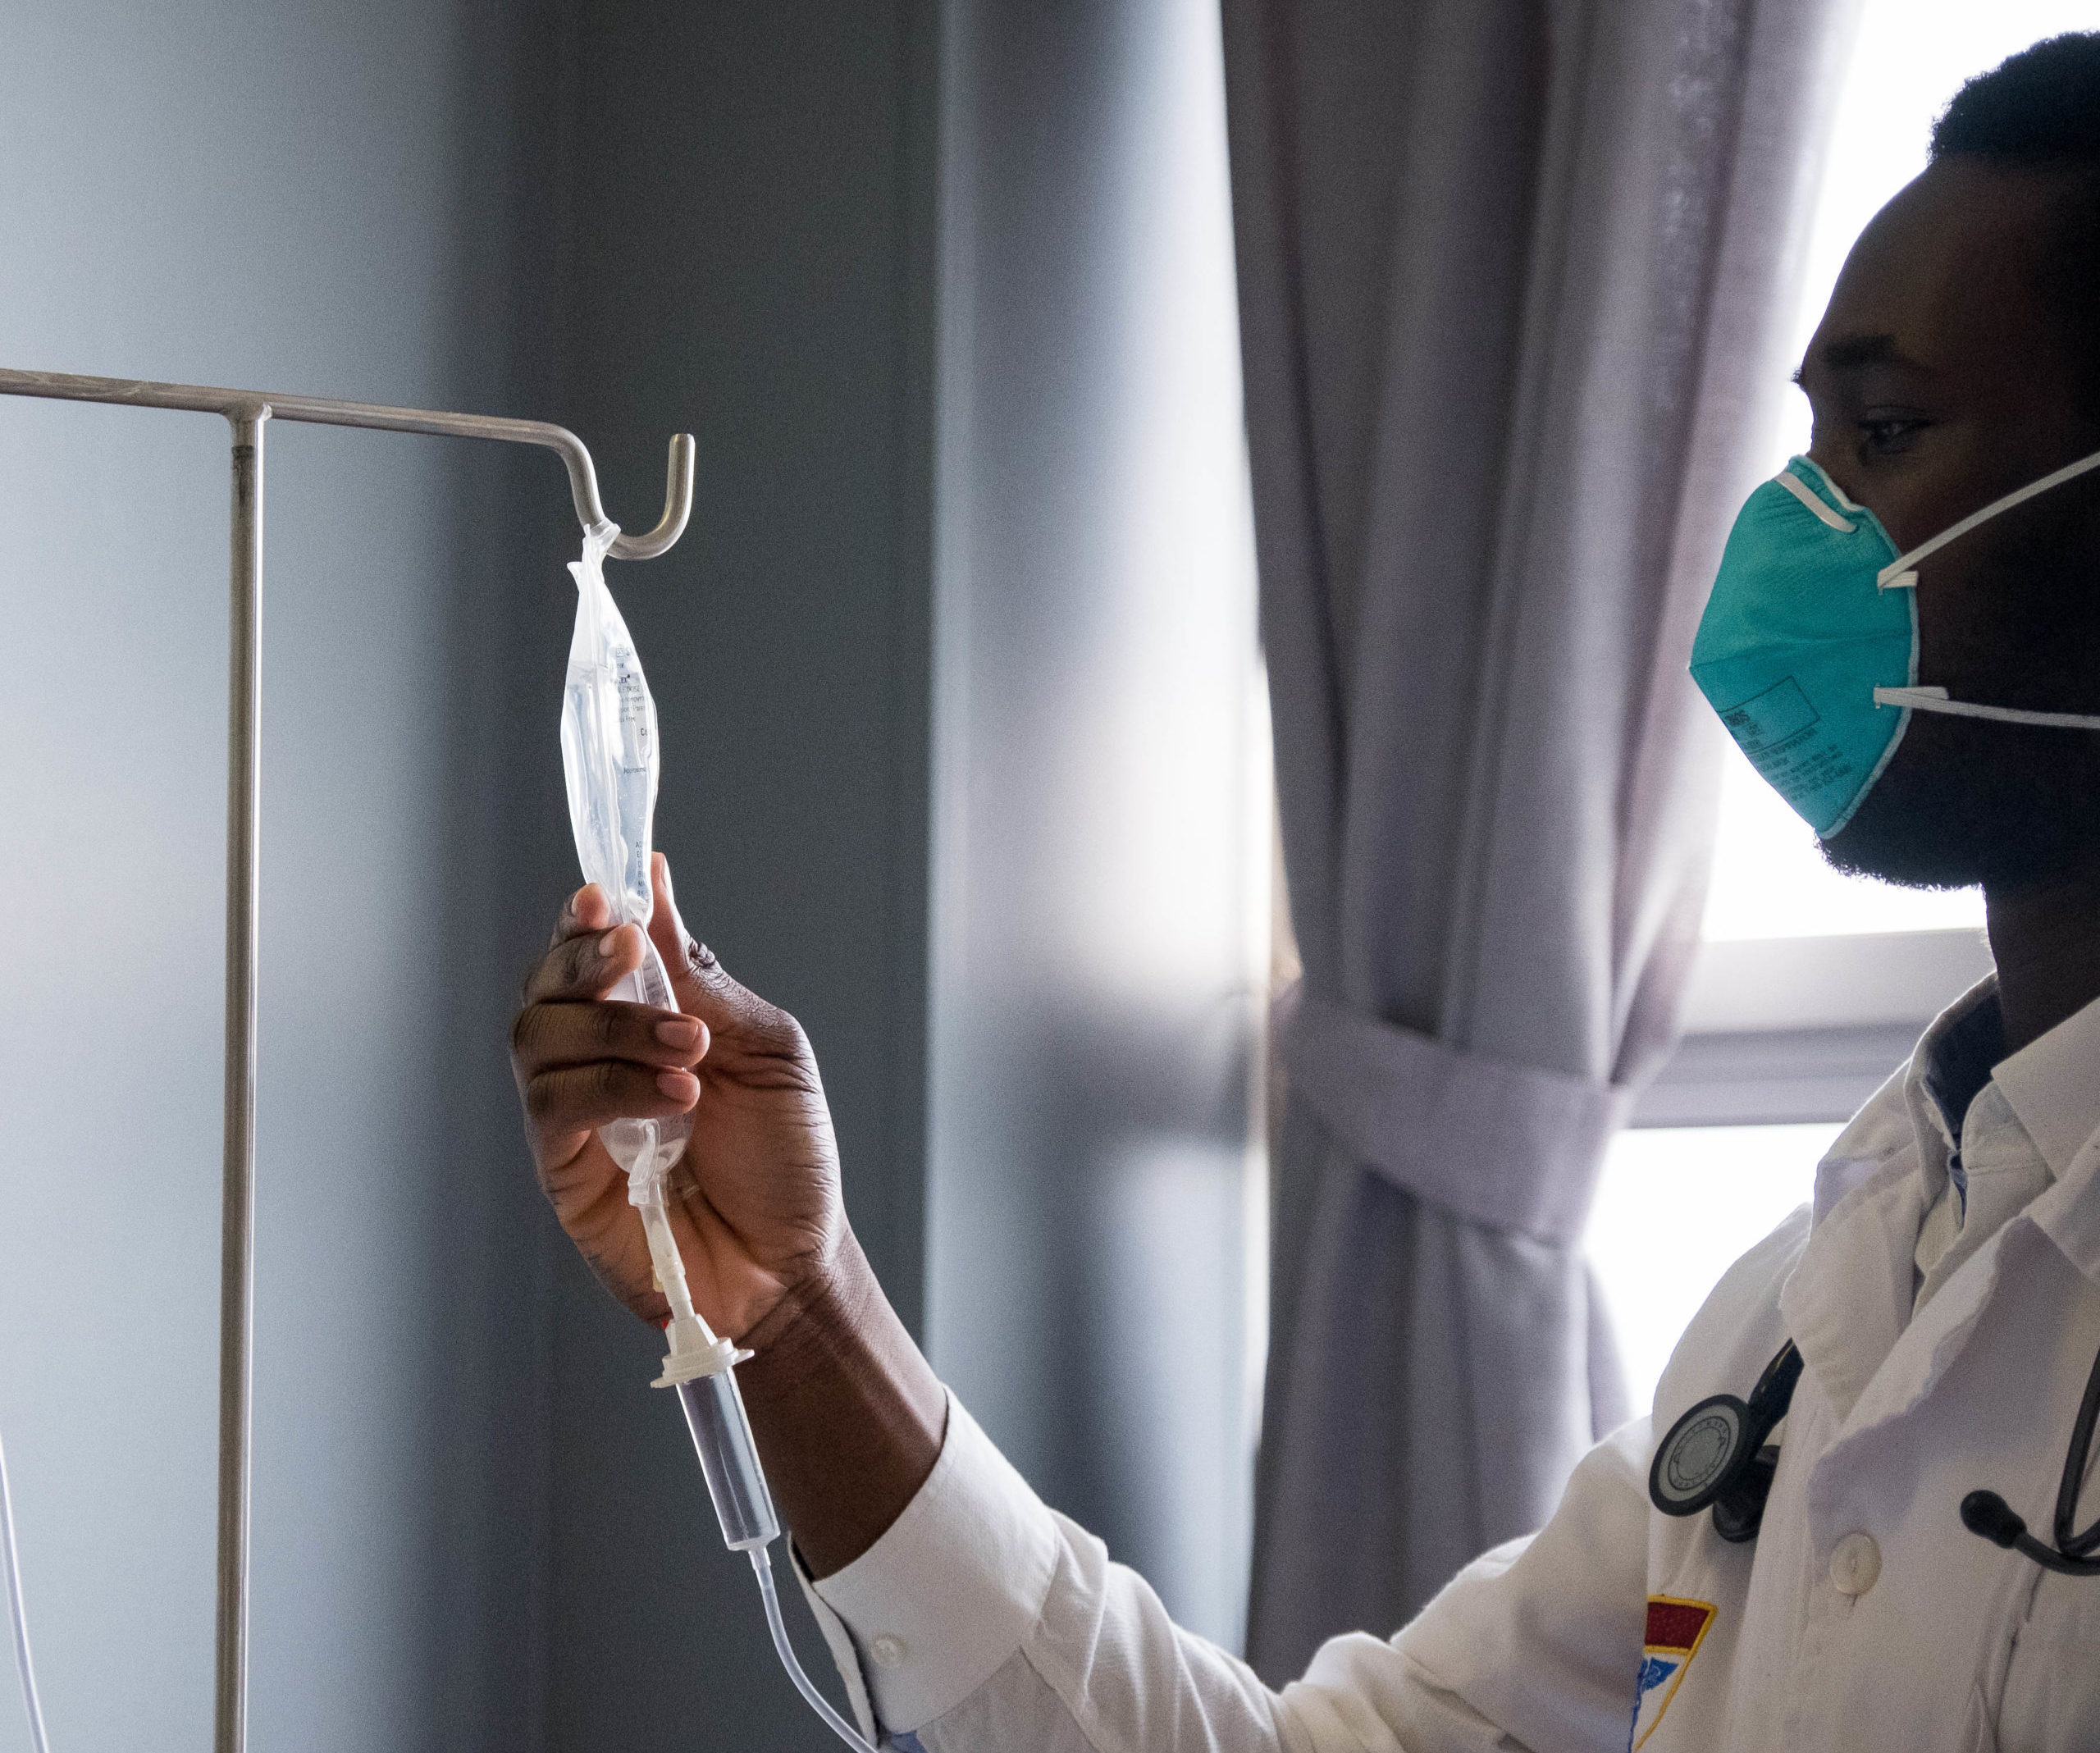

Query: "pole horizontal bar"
<box><xmin>0</xmin><ymin>366</ymin><xmax>695</xmax><ymax>561</ymax></box>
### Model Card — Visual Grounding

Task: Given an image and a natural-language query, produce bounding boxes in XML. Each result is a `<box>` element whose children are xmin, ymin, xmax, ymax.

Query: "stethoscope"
<box><xmin>1649</xmin><ymin>1338</ymin><xmax>2100</xmax><ymax>1576</ymax></box>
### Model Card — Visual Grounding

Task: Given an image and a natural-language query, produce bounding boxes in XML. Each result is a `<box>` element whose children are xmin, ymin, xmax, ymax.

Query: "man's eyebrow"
<box><xmin>1794</xmin><ymin>333</ymin><xmax>1929</xmax><ymax>383</ymax></box>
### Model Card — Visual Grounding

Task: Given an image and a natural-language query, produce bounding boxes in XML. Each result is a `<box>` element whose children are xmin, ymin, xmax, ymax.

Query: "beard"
<box><xmin>1819</xmin><ymin>713</ymin><xmax>2100</xmax><ymax>891</ymax></box>
<box><xmin>1819</xmin><ymin>483</ymin><xmax>2100</xmax><ymax>892</ymax></box>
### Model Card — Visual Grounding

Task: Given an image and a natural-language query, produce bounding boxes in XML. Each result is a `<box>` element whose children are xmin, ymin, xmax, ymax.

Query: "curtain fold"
<box><xmin>1224</xmin><ymin>0</ymin><xmax>1857</xmax><ymax>1680</ymax></box>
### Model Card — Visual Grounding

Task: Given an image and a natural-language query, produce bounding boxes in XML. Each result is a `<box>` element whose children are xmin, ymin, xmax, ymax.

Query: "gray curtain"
<box><xmin>1223</xmin><ymin>0</ymin><xmax>1856</xmax><ymax>1681</ymax></box>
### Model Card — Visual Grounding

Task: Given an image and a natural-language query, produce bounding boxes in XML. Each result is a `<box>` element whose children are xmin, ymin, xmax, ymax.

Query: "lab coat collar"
<box><xmin>1989</xmin><ymin>982</ymin><xmax>2100</xmax><ymax>1184</ymax></box>
<box><xmin>1783</xmin><ymin>970</ymin><xmax>1999</xmax><ymax>1425</ymax></box>
<box><xmin>1907</xmin><ymin>973</ymin><xmax>2100</xmax><ymax>1287</ymax></box>
<box><xmin>1783</xmin><ymin>1051</ymin><xmax>1930</xmax><ymax>1423</ymax></box>
<box><xmin>1896</xmin><ymin>970</ymin><xmax>2000</xmax><ymax>1209</ymax></box>
<box><xmin>1781</xmin><ymin>1144</ymin><xmax>1924</xmax><ymax>1425</ymax></box>
<box><xmin>1783</xmin><ymin>970</ymin><xmax>2100</xmax><ymax>1429</ymax></box>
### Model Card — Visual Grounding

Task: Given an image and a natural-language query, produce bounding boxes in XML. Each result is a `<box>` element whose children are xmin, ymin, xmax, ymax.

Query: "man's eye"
<box><xmin>1858</xmin><ymin>417</ymin><xmax>1928</xmax><ymax>455</ymax></box>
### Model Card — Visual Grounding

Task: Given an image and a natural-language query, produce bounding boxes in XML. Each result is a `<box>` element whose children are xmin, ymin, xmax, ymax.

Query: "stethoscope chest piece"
<box><xmin>1649</xmin><ymin>1340</ymin><xmax>1803</xmax><ymax>1545</ymax></box>
<box><xmin>1650</xmin><ymin>1394</ymin><xmax>1754</xmax><ymax>1515</ymax></box>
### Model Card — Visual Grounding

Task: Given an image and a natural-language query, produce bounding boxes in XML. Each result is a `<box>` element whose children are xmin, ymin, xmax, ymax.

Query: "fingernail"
<box><xmin>655</xmin><ymin>1016</ymin><xmax>701</xmax><ymax>1049</ymax></box>
<box><xmin>656</xmin><ymin>1069</ymin><xmax>697</xmax><ymax>1100</ymax></box>
<box><xmin>599</xmin><ymin>928</ymin><xmax>623</xmax><ymax>958</ymax></box>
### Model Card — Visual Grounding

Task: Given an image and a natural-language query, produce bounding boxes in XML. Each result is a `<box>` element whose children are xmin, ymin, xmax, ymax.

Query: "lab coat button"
<box><xmin>870</xmin><ymin>1634</ymin><xmax>908</xmax><ymax>1670</ymax></box>
<box><xmin>1829</xmin><ymin>1532</ymin><xmax>1881</xmax><ymax>1596</ymax></box>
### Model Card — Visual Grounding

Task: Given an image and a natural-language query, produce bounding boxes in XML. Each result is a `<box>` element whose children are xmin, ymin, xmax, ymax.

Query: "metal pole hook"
<box><xmin>590</xmin><ymin>432</ymin><xmax>696</xmax><ymax>560</ymax></box>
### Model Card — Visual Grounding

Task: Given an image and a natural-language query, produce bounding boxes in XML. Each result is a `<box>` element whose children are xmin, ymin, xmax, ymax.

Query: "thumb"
<box><xmin>646</xmin><ymin>853</ymin><xmax>774</xmax><ymax>1035</ymax></box>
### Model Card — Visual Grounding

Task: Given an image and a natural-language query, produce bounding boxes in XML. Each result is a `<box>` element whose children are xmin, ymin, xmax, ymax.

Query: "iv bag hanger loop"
<box><xmin>0</xmin><ymin>366</ymin><xmax>697</xmax><ymax>559</ymax></box>
<box><xmin>0</xmin><ymin>363</ymin><xmax>696</xmax><ymax>1753</ymax></box>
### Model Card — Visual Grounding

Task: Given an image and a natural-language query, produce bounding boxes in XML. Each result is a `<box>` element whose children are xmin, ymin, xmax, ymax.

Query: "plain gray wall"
<box><xmin>0</xmin><ymin>2</ymin><xmax>561</xmax><ymax>1749</ymax></box>
<box><xmin>927</xmin><ymin>0</ymin><xmax>1264</xmax><ymax>1650</ymax></box>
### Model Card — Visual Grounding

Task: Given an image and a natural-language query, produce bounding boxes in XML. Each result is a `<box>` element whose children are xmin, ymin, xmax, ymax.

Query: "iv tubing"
<box><xmin>0</xmin><ymin>1422</ymin><xmax>51</xmax><ymax>1753</ymax></box>
<box><xmin>751</xmin><ymin>1545</ymin><xmax>879</xmax><ymax>1753</ymax></box>
<box><xmin>665</xmin><ymin>1304</ymin><xmax>872</xmax><ymax>1748</ymax></box>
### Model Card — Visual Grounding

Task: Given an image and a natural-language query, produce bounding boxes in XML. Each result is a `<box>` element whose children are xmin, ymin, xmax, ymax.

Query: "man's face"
<box><xmin>1801</xmin><ymin>156</ymin><xmax>2100</xmax><ymax>892</ymax></box>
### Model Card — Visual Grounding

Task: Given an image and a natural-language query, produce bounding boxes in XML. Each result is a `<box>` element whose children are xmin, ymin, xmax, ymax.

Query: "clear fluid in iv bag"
<box><xmin>562</xmin><ymin>656</ymin><xmax>656</xmax><ymax>925</ymax></box>
<box><xmin>560</xmin><ymin>526</ymin><xmax>690</xmax><ymax>1186</ymax></box>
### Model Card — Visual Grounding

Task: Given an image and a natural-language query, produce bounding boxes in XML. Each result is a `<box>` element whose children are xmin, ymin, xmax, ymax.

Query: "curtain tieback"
<box><xmin>1273</xmin><ymin>982</ymin><xmax>1630</xmax><ymax>1245</ymax></box>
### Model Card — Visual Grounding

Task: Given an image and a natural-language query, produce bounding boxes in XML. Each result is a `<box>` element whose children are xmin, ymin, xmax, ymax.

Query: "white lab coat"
<box><xmin>801</xmin><ymin>980</ymin><xmax>2100</xmax><ymax>1751</ymax></box>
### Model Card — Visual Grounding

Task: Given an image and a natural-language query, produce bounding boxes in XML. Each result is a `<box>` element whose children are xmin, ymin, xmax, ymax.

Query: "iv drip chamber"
<box><xmin>677</xmin><ymin>1371</ymin><xmax>781</xmax><ymax>1552</ymax></box>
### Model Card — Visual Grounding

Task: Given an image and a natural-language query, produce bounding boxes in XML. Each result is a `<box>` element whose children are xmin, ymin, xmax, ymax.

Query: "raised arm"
<box><xmin>507</xmin><ymin>854</ymin><xmax>1650</xmax><ymax>1751</ymax></box>
<box><xmin>508</xmin><ymin>853</ymin><xmax>945</xmax><ymax>1576</ymax></box>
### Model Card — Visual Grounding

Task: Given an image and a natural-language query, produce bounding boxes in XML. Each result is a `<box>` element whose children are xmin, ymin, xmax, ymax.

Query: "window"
<box><xmin>1589</xmin><ymin>0</ymin><xmax>2095</xmax><ymax>1413</ymax></box>
<box><xmin>1587</xmin><ymin>1124</ymin><xmax>1837</xmax><ymax>1408</ymax></box>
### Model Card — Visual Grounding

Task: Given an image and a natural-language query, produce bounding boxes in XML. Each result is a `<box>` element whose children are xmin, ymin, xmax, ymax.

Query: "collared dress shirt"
<box><xmin>796</xmin><ymin>975</ymin><xmax>2100</xmax><ymax>1751</ymax></box>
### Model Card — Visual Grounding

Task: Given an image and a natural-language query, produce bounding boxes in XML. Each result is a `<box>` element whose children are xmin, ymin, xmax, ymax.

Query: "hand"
<box><xmin>510</xmin><ymin>851</ymin><xmax>946</xmax><ymax>1575</ymax></box>
<box><xmin>510</xmin><ymin>853</ymin><xmax>847</xmax><ymax>1340</ymax></box>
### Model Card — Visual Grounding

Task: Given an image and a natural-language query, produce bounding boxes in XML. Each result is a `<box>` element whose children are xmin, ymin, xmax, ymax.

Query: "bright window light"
<box><xmin>1586</xmin><ymin>1125</ymin><xmax>1837</xmax><ymax>1413</ymax></box>
<box><xmin>1701</xmin><ymin>740</ymin><xmax>1985</xmax><ymax>939</ymax></box>
<box><xmin>1600</xmin><ymin>2</ymin><xmax>2093</xmax><ymax>1413</ymax></box>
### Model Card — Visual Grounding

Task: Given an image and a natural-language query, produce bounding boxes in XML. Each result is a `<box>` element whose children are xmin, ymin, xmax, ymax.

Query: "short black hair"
<box><xmin>1933</xmin><ymin>32</ymin><xmax>2100</xmax><ymax>162</ymax></box>
<box><xmin>1931</xmin><ymin>34</ymin><xmax>2100</xmax><ymax>414</ymax></box>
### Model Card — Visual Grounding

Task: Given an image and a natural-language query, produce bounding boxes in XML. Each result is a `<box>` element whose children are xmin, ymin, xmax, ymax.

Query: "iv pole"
<box><xmin>0</xmin><ymin>367</ymin><xmax>696</xmax><ymax>1753</ymax></box>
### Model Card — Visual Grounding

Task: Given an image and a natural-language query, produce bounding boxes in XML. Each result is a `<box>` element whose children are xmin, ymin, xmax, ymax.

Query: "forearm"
<box><xmin>734</xmin><ymin>1228</ymin><xmax>948</xmax><ymax>1577</ymax></box>
<box><xmin>743</xmin><ymin>1274</ymin><xmax>1649</xmax><ymax>1753</ymax></box>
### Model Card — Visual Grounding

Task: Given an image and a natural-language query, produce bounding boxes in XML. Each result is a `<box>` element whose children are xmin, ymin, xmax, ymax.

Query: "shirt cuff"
<box><xmin>792</xmin><ymin>1544</ymin><xmax>882</xmax><ymax>1745</ymax></box>
<box><xmin>809</xmin><ymin>1389</ymin><xmax>1060</xmax><ymax>1732</ymax></box>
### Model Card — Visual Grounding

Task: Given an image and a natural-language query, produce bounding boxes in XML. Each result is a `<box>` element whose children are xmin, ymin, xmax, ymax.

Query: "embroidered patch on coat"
<box><xmin>1628</xmin><ymin>1596</ymin><xmax>1715</xmax><ymax>1750</ymax></box>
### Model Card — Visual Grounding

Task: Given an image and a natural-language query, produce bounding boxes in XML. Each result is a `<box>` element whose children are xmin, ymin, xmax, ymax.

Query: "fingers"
<box><xmin>646</xmin><ymin>855</ymin><xmax>806</xmax><ymax>1052</ymax></box>
<box><xmin>522</xmin><ymin>1058</ymin><xmax>700</xmax><ymax>1136</ymax></box>
<box><xmin>646</xmin><ymin>855</ymin><xmax>705</xmax><ymax>1002</ymax></box>
<box><xmin>523</xmin><ymin>908</ymin><xmax>647</xmax><ymax>1006</ymax></box>
<box><xmin>509</xmin><ymin>997</ymin><xmax>708</xmax><ymax>1077</ymax></box>
<box><xmin>551</xmin><ymin>881</ymin><xmax>614</xmax><ymax>946</ymax></box>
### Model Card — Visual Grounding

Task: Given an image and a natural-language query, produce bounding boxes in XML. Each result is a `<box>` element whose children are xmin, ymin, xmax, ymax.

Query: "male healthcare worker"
<box><xmin>510</xmin><ymin>34</ymin><xmax>2100</xmax><ymax>1752</ymax></box>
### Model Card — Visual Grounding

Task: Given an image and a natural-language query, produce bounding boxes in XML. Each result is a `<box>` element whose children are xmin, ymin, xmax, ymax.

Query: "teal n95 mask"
<box><xmin>1691</xmin><ymin>448</ymin><xmax>2100</xmax><ymax>837</ymax></box>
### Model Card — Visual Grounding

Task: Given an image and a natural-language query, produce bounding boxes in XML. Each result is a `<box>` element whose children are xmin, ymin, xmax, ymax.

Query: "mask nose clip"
<box><xmin>1774</xmin><ymin>468</ymin><xmax>1856</xmax><ymax>532</ymax></box>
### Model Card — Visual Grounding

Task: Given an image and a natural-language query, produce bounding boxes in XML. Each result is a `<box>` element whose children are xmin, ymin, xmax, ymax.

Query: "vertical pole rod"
<box><xmin>215</xmin><ymin>407</ymin><xmax>267</xmax><ymax>1753</ymax></box>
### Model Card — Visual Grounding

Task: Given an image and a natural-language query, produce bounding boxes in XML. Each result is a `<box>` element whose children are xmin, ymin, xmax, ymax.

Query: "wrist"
<box><xmin>735</xmin><ymin>1231</ymin><xmax>881</xmax><ymax>1396</ymax></box>
<box><xmin>733</xmin><ymin>1228</ymin><xmax>947</xmax><ymax>1577</ymax></box>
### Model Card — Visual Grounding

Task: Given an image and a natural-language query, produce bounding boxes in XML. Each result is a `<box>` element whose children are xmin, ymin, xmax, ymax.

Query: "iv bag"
<box><xmin>560</xmin><ymin>520</ymin><xmax>690</xmax><ymax>1187</ymax></box>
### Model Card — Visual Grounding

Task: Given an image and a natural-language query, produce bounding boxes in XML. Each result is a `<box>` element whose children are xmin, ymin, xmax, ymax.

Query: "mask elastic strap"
<box><xmin>1874</xmin><ymin>685</ymin><xmax>2100</xmax><ymax>732</ymax></box>
<box><xmin>1877</xmin><ymin>448</ymin><xmax>2100</xmax><ymax>591</ymax></box>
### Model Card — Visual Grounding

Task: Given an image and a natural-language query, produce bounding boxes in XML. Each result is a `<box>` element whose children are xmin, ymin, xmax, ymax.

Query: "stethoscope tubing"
<box><xmin>2050</xmin><ymin>1338</ymin><xmax>2100</xmax><ymax>1559</ymax></box>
